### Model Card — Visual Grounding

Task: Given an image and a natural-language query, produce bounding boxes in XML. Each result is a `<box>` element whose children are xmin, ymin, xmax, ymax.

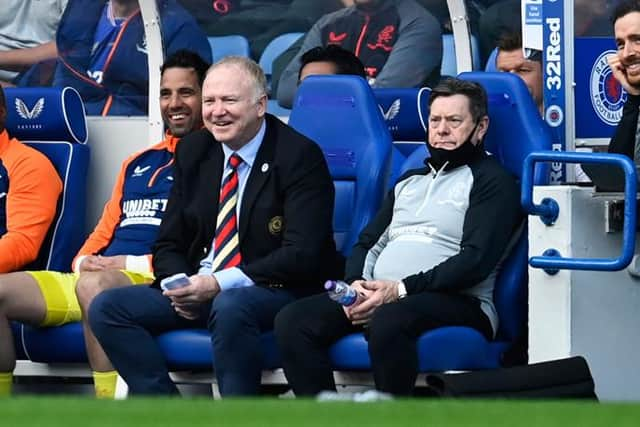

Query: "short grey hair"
<box><xmin>207</xmin><ymin>56</ymin><xmax>268</xmax><ymax>101</ymax></box>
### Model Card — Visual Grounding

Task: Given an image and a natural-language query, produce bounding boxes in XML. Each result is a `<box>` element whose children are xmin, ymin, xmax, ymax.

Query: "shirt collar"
<box><xmin>221</xmin><ymin>120</ymin><xmax>266</xmax><ymax>169</ymax></box>
<box><xmin>163</xmin><ymin>130</ymin><xmax>180</xmax><ymax>153</ymax></box>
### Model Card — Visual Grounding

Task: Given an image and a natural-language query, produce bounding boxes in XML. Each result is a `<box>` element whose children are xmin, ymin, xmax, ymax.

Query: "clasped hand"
<box><xmin>343</xmin><ymin>279</ymin><xmax>400</xmax><ymax>325</ymax></box>
<box><xmin>162</xmin><ymin>274</ymin><xmax>221</xmax><ymax>320</ymax></box>
<box><xmin>79</xmin><ymin>255</ymin><xmax>127</xmax><ymax>272</ymax></box>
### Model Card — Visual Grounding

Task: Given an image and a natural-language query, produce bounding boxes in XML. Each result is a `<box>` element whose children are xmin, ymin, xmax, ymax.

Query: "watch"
<box><xmin>397</xmin><ymin>280</ymin><xmax>408</xmax><ymax>299</ymax></box>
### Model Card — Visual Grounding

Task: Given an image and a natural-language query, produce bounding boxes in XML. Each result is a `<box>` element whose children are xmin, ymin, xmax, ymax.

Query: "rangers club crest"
<box><xmin>590</xmin><ymin>50</ymin><xmax>627</xmax><ymax>126</ymax></box>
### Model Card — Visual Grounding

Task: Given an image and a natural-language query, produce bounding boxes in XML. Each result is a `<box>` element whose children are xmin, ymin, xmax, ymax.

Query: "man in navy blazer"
<box><xmin>89</xmin><ymin>56</ymin><xmax>341</xmax><ymax>396</ymax></box>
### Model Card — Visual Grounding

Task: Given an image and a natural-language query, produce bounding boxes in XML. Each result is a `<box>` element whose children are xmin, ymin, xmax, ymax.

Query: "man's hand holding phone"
<box><xmin>161</xmin><ymin>273</ymin><xmax>221</xmax><ymax>320</ymax></box>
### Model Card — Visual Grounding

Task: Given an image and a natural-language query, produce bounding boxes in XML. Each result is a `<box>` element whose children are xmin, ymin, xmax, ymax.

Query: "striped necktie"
<box><xmin>212</xmin><ymin>153</ymin><xmax>243</xmax><ymax>272</ymax></box>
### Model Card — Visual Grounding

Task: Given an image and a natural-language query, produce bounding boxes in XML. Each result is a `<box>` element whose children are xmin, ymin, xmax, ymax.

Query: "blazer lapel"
<box><xmin>239</xmin><ymin>117</ymin><xmax>276</xmax><ymax>243</ymax></box>
<box><xmin>198</xmin><ymin>140</ymin><xmax>224</xmax><ymax>235</ymax></box>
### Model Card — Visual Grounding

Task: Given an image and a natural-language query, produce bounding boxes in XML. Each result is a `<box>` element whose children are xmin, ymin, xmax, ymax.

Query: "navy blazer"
<box><xmin>153</xmin><ymin>114</ymin><xmax>342</xmax><ymax>296</ymax></box>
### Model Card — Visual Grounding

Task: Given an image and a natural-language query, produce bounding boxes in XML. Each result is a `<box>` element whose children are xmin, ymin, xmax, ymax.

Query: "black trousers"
<box><xmin>274</xmin><ymin>291</ymin><xmax>492</xmax><ymax>396</ymax></box>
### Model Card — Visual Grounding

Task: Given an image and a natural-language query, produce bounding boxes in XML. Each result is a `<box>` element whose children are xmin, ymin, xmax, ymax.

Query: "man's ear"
<box><xmin>475</xmin><ymin>116</ymin><xmax>490</xmax><ymax>142</ymax></box>
<box><xmin>257</xmin><ymin>94</ymin><xmax>267</xmax><ymax>117</ymax></box>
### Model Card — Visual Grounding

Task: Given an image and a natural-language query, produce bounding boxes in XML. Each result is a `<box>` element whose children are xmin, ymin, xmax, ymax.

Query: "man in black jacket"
<box><xmin>607</xmin><ymin>0</ymin><xmax>640</xmax><ymax>161</ymax></box>
<box><xmin>274</xmin><ymin>78</ymin><xmax>523</xmax><ymax>396</ymax></box>
<box><xmin>89</xmin><ymin>56</ymin><xmax>341</xmax><ymax>396</ymax></box>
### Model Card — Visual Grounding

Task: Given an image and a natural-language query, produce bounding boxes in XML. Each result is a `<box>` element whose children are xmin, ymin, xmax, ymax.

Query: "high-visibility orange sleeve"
<box><xmin>0</xmin><ymin>138</ymin><xmax>62</xmax><ymax>273</ymax></box>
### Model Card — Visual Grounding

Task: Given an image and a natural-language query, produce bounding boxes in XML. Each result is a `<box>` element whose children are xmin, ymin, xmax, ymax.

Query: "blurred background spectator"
<box><xmin>297</xmin><ymin>44</ymin><xmax>366</xmax><ymax>84</ymax></box>
<box><xmin>0</xmin><ymin>0</ymin><xmax>68</xmax><ymax>87</ymax></box>
<box><xmin>179</xmin><ymin>0</ymin><xmax>346</xmax><ymax>60</ymax></box>
<box><xmin>276</xmin><ymin>0</ymin><xmax>442</xmax><ymax>108</ymax></box>
<box><xmin>495</xmin><ymin>31</ymin><xmax>543</xmax><ymax>114</ymax></box>
<box><xmin>52</xmin><ymin>0</ymin><xmax>211</xmax><ymax>116</ymax></box>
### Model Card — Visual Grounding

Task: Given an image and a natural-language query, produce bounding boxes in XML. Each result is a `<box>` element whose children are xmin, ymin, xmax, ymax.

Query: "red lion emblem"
<box><xmin>367</xmin><ymin>25</ymin><xmax>395</xmax><ymax>52</ymax></box>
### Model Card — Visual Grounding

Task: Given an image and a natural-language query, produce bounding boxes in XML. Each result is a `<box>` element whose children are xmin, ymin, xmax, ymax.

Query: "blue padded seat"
<box><xmin>441</xmin><ymin>34</ymin><xmax>482</xmax><ymax>77</ymax></box>
<box><xmin>4</xmin><ymin>86</ymin><xmax>89</xmax><ymax>271</ymax></box>
<box><xmin>155</xmin><ymin>75</ymin><xmax>392</xmax><ymax>374</ymax></box>
<box><xmin>157</xmin><ymin>330</ymin><xmax>281</xmax><ymax>372</ymax></box>
<box><xmin>289</xmin><ymin>74</ymin><xmax>392</xmax><ymax>256</ymax></box>
<box><xmin>259</xmin><ymin>32</ymin><xmax>304</xmax><ymax>94</ymax></box>
<box><xmin>328</xmin><ymin>71</ymin><xmax>551</xmax><ymax>373</ymax></box>
<box><xmin>374</xmin><ymin>87</ymin><xmax>430</xmax><ymax>188</ymax></box>
<box><xmin>259</xmin><ymin>33</ymin><xmax>304</xmax><ymax>79</ymax></box>
<box><xmin>5</xmin><ymin>86</ymin><xmax>90</xmax><ymax>363</ymax></box>
<box><xmin>20</xmin><ymin>322</ymin><xmax>87</xmax><ymax>363</ymax></box>
<box><xmin>208</xmin><ymin>35</ymin><xmax>250</xmax><ymax>63</ymax></box>
<box><xmin>459</xmin><ymin>71</ymin><xmax>551</xmax><ymax>183</ymax></box>
<box><xmin>485</xmin><ymin>47</ymin><xmax>499</xmax><ymax>71</ymax></box>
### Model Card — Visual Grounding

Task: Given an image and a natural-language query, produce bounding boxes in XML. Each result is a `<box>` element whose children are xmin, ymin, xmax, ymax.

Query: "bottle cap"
<box><xmin>324</xmin><ymin>280</ymin><xmax>336</xmax><ymax>291</ymax></box>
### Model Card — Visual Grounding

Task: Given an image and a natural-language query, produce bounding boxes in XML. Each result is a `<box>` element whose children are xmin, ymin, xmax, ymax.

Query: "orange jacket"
<box><xmin>0</xmin><ymin>130</ymin><xmax>62</xmax><ymax>272</ymax></box>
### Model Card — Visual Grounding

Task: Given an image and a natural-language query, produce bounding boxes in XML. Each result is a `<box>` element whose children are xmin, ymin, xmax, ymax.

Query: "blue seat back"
<box><xmin>458</xmin><ymin>72</ymin><xmax>551</xmax><ymax>342</ymax></box>
<box><xmin>374</xmin><ymin>87</ymin><xmax>430</xmax><ymax>142</ymax></box>
<box><xmin>374</xmin><ymin>87</ymin><xmax>430</xmax><ymax>188</ymax></box>
<box><xmin>441</xmin><ymin>34</ymin><xmax>481</xmax><ymax>77</ymax></box>
<box><xmin>259</xmin><ymin>32</ymin><xmax>304</xmax><ymax>90</ymax></box>
<box><xmin>459</xmin><ymin>72</ymin><xmax>551</xmax><ymax>184</ymax></box>
<box><xmin>289</xmin><ymin>75</ymin><xmax>392</xmax><ymax>256</ymax></box>
<box><xmin>4</xmin><ymin>86</ymin><xmax>89</xmax><ymax>271</ymax></box>
<box><xmin>208</xmin><ymin>35</ymin><xmax>250</xmax><ymax>63</ymax></box>
<box><xmin>485</xmin><ymin>47</ymin><xmax>499</xmax><ymax>71</ymax></box>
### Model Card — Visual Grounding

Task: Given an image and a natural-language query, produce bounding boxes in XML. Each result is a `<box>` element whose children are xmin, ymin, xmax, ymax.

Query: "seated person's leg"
<box><xmin>0</xmin><ymin>271</ymin><xmax>79</xmax><ymax>395</ymax></box>
<box><xmin>274</xmin><ymin>293</ymin><xmax>359</xmax><ymax>396</ymax></box>
<box><xmin>75</xmin><ymin>270</ymin><xmax>153</xmax><ymax>398</ymax></box>
<box><xmin>88</xmin><ymin>285</ymin><xmax>192</xmax><ymax>396</ymax></box>
<box><xmin>367</xmin><ymin>291</ymin><xmax>493</xmax><ymax>396</ymax></box>
<box><xmin>208</xmin><ymin>286</ymin><xmax>296</xmax><ymax>396</ymax></box>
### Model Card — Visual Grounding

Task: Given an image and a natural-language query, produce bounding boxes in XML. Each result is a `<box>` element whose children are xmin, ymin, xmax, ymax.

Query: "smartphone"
<box><xmin>160</xmin><ymin>272</ymin><xmax>190</xmax><ymax>291</ymax></box>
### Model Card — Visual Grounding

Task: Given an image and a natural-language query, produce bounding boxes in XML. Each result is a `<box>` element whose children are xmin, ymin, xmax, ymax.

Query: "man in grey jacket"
<box><xmin>276</xmin><ymin>0</ymin><xmax>442</xmax><ymax>108</ymax></box>
<box><xmin>275</xmin><ymin>78</ymin><xmax>523</xmax><ymax>396</ymax></box>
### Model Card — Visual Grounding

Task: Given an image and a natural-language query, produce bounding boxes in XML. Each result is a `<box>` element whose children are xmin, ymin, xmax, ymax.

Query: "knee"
<box><xmin>76</xmin><ymin>272</ymin><xmax>106</xmax><ymax>310</ymax></box>
<box><xmin>367</xmin><ymin>304</ymin><xmax>404</xmax><ymax>354</ymax></box>
<box><xmin>208</xmin><ymin>291</ymin><xmax>253</xmax><ymax>333</ymax></box>
<box><xmin>273</xmin><ymin>301</ymin><xmax>305</xmax><ymax>345</ymax></box>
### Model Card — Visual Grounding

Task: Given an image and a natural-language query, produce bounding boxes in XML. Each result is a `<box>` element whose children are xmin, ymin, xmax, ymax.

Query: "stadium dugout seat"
<box><xmin>289</xmin><ymin>75</ymin><xmax>392</xmax><ymax>255</ymax></box>
<box><xmin>153</xmin><ymin>75</ymin><xmax>393</xmax><ymax>389</ymax></box>
<box><xmin>6</xmin><ymin>86</ymin><xmax>90</xmax><ymax>365</ymax></box>
<box><xmin>259</xmin><ymin>32</ymin><xmax>304</xmax><ymax>94</ymax></box>
<box><xmin>327</xmin><ymin>71</ymin><xmax>551</xmax><ymax>380</ymax></box>
<box><xmin>485</xmin><ymin>47</ymin><xmax>499</xmax><ymax>71</ymax></box>
<box><xmin>374</xmin><ymin>87</ymin><xmax>430</xmax><ymax>188</ymax></box>
<box><xmin>4</xmin><ymin>87</ymin><xmax>89</xmax><ymax>271</ymax></box>
<box><xmin>261</xmin><ymin>33</ymin><xmax>305</xmax><ymax>120</ymax></box>
<box><xmin>441</xmin><ymin>34</ymin><xmax>481</xmax><ymax>77</ymax></box>
<box><xmin>208</xmin><ymin>35</ymin><xmax>250</xmax><ymax>63</ymax></box>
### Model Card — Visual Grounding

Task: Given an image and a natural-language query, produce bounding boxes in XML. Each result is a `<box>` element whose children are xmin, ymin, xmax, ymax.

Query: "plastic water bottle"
<box><xmin>324</xmin><ymin>280</ymin><xmax>358</xmax><ymax>306</ymax></box>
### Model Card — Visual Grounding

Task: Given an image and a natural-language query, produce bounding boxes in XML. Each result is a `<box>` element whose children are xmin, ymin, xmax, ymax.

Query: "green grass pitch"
<box><xmin>2</xmin><ymin>397</ymin><xmax>640</xmax><ymax>427</ymax></box>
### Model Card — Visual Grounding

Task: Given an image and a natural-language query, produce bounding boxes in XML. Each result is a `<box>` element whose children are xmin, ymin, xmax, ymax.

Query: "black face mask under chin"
<box><xmin>426</xmin><ymin>123</ymin><xmax>483</xmax><ymax>171</ymax></box>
